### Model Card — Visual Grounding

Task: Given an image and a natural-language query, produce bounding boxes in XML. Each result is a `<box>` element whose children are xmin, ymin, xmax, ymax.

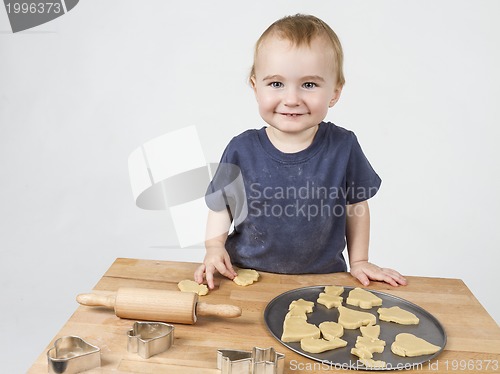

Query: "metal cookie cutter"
<box><xmin>217</xmin><ymin>347</ymin><xmax>285</xmax><ymax>374</ymax></box>
<box><xmin>127</xmin><ymin>321</ymin><xmax>174</xmax><ymax>359</ymax></box>
<box><xmin>47</xmin><ymin>336</ymin><xmax>100</xmax><ymax>374</ymax></box>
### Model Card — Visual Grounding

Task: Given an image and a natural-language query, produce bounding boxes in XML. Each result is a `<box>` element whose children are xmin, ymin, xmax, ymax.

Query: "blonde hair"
<box><xmin>250</xmin><ymin>14</ymin><xmax>345</xmax><ymax>88</ymax></box>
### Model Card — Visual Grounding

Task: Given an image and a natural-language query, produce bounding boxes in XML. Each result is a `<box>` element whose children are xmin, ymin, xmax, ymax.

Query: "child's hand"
<box><xmin>194</xmin><ymin>246</ymin><xmax>238</xmax><ymax>289</ymax></box>
<box><xmin>349</xmin><ymin>260</ymin><xmax>407</xmax><ymax>287</ymax></box>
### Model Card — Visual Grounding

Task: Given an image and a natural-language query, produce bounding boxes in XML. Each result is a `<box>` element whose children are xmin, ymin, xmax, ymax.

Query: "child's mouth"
<box><xmin>281</xmin><ymin>113</ymin><xmax>304</xmax><ymax>117</ymax></box>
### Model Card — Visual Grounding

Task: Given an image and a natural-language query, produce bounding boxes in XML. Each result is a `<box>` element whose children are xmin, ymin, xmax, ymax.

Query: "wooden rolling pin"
<box><xmin>76</xmin><ymin>287</ymin><xmax>241</xmax><ymax>324</ymax></box>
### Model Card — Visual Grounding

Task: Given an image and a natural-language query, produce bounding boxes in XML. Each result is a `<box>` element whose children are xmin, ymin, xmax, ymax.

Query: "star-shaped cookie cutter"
<box><xmin>47</xmin><ymin>336</ymin><xmax>100</xmax><ymax>374</ymax></box>
<box><xmin>127</xmin><ymin>321</ymin><xmax>174</xmax><ymax>359</ymax></box>
<box><xmin>217</xmin><ymin>346</ymin><xmax>285</xmax><ymax>374</ymax></box>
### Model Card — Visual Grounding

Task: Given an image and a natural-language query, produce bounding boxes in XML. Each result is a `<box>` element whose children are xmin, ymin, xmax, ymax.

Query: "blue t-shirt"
<box><xmin>205</xmin><ymin>122</ymin><xmax>381</xmax><ymax>274</ymax></box>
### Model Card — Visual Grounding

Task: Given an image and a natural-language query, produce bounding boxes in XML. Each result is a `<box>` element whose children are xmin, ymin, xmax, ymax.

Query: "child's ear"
<box><xmin>250</xmin><ymin>75</ymin><xmax>257</xmax><ymax>90</ymax></box>
<box><xmin>329</xmin><ymin>86</ymin><xmax>343</xmax><ymax>108</ymax></box>
<box><xmin>250</xmin><ymin>75</ymin><xmax>259</xmax><ymax>101</ymax></box>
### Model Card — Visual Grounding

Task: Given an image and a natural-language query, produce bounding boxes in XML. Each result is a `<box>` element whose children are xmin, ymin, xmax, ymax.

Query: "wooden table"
<box><xmin>29</xmin><ymin>258</ymin><xmax>500</xmax><ymax>373</ymax></box>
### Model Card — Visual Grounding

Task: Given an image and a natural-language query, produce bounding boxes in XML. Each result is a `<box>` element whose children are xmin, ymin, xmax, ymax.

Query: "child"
<box><xmin>194</xmin><ymin>14</ymin><xmax>407</xmax><ymax>289</ymax></box>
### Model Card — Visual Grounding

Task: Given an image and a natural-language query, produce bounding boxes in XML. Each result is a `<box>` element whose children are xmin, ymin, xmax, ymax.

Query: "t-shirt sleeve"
<box><xmin>345</xmin><ymin>132</ymin><xmax>382</xmax><ymax>204</ymax></box>
<box><xmin>204</xmin><ymin>142</ymin><xmax>246</xmax><ymax>225</ymax></box>
<box><xmin>205</xmin><ymin>146</ymin><xmax>233</xmax><ymax>212</ymax></box>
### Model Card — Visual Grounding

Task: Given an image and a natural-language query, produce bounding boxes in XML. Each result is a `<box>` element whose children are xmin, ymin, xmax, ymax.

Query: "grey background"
<box><xmin>1</xmin><ymin>1</ymin><xmax>499</xmax><ymax>372</ymax></box>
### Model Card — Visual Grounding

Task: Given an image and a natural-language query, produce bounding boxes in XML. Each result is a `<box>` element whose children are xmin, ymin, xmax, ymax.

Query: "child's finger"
<box><xmin>354</xmin><ymin>271</ymin><xmax>370</xmax><ymax>287</ymax></box>
<box><xmin>390</xmin><ymin>271</ymin><xmax>407</xmax><ymax>285</ymax></box>
<box><xmin>397</xmin><ymin>276</ymin><xmax>408</xmax><ymax>285</ymax></box>
<box><xmin>383</xmin><ymin>275</ymin><xmax>400</xmax><ymax>287</ymax></box>
<box><xmin>205</xmin><ymin>264</ymin><xmax>216</xmax><ymax>289</ymax></box>
<box><xmin>223</xmin><ymin>257</ymin><xmax>237</xmax><ymax>278</ymax></box>
<box><xmin>374</xmin><ymin>271</ymin><xmax>400</xmax><ymax>287</ymax></box>
<box><xmin>193</xmin><ymin>264</ymin><xmax>205</xmax><ymax>284</ymax></box>
<box><xmin>381</xmin><ymin>268</ymin><xmax>407</xmax><ymax>286</ymax></box>
<box><xmin>215</xmin><ymin>262</ymin><xmax>234</xmax><ymax>279</ymax></box>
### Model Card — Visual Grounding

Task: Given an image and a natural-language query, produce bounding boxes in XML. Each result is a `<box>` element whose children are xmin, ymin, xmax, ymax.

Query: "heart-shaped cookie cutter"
<box><xmin>217</xmin><ymin>346</ymin><xmax>285</xmax><ymax>374</ymax></box>
<box><xmin>127</xmin><ymin>321</ymin><xmax>175</xmax><ymax>359</ymax></box>
<box><xmin>47</xmin><ymin>336</ymin><xmax>100</xmax><ymax>374</ymax></box>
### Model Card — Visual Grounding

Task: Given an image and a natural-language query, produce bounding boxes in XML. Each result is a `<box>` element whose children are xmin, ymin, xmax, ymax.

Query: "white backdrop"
<box><xmin>1</xmin><ymin>1</ymin><xmax>499</xmax><ymax>372</ymax></box>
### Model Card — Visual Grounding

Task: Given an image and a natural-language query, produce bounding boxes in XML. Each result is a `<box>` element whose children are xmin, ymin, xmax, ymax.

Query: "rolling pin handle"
<box><xmin>196</xmin><ymin>302</ymin><xmax>242</xmax><ymax>318</ymax></box>
<box><xmin>76</xmin><ymin>293</ymin><xmax>116</xmax><ymax>309</ymax></box>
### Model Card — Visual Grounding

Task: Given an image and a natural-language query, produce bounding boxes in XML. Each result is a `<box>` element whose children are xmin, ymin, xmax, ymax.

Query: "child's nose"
<box><xmin>283</xmin><ymin>88</ymin><xmax>300</xmax><ymax>106</ymax></box>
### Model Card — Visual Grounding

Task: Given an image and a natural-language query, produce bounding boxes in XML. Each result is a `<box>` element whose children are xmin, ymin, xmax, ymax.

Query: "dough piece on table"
<box><xmin>289</xmin><ymin>299</ymin><xmax>315</xmax><ymax>313</ymax></box>
<box><xmin>300</xmin><ymin>337</ymin><xmax>347</xmax><ymax>354</ymax></box>
<box><xmin>317</xmin><ymin>293</ymin><xmax>343</xmax><ymax>309</ymax></box>
<box><xmin>355</xmin><ymin>336</ymin><xmax>386</xmax><ymax>354</ymax></box>
<box><xmin>324</xmin><ymin>285</ymin><xmax>344</xmax><ymax>296</ymax></box>
<box><xmin>338</xmin><ymin>306</ymin><xmax>376</xmax><ymax>329</ymax></box>
<box><xmin>319</xmin><ymin>321</ymin><xmax>344</xmax><ymax>340</ymax></box>
<box><xmin>346</xmin><ymin>288</ymin><xmax>382</xmax><ymax>309</ymax></box>
<box><xmin>281</xmin><ymin>317</ymin><xmax>320</xmax><ymax>343</ymax></box>
<box><xmin>233</xmin><ymin>269</ymin><xmax>259</xmax><ymax>286</ymax></box>
<box><xmin>359</xmin><ymin>358</ymin><xmax>387</xmax><ymax>369</ymax></box>
<box><xmin>391</xmin><ymin>333</ymin><xmax>441</xmax><ymax>357</ymax></box>
<box><xmin>351</xmin><ymin>347</ymin><xmax>373</xmax><ymax>359</ymax></box>
<box><xmin>360</xmin><ymin>324</ymin><xmax>380</xmax><ymax>339</ymax></box>
<box><xmin>378</xmin><ymin>306</ymin><xmax>419</xmax><ymax>325</ymax></box>
<box><xmin>177</xmin><ymin>279</ymin><xmax>209</xmax><ymax>296</ymax></box>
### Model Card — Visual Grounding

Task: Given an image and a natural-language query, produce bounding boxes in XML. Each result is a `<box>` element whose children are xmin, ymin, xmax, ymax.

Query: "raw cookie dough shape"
<box><xmin>346</xmin><ymin>288</ymin><xmax>382</xmax><ymax>309</ymax></box>
<box><xmin>300</xmin><ymin>337</ymin><xmax>347</xmax><ymax>354</ymax></box>
<box><xmin>281</xmin><ymin>316</ymin><xmax>320</xmax><ymax>343</ymax></box>
<box><xmin>324</xmin><ymin>285</ymin><xmax>344</xmax><ymax>296</ymax></box>
<box><xmin>351</xmin><ymin>347</ymin><xmax>373</xmax><ymax>359</ymax></box>
<box><xmin>177</xmin><ymin>279</ymin><xmax>209</xmax><ymax>296</ymax></box>
<box><xmin>360</xmin><ymin>325</ymin><xmax>380</xmax><ymax>339</ymax></box>
<box><xmin>352</xmin><ymin>334</ymin><xmax>386</xmax><ymax>362</ymax></box>
<box><xmin>289</xmin><ymin>299</ymin><xmax>314</xmax><ymax>313</ymax></box>
<box><xmin>355</xmin><ymin>336</ymin><xmax>386</xmax><ymax>354</ymax></box>
<box><xmin>284</xmin><ymin>299</ymin><xmax>314</xmax><ymax>321</ymax></box>
<box><xmin>391</xmin><ymin>333</ymin><xmax>441</xmax><ymax>357</ymax></box>
<box><xmin>318</xmin><ymin>321</ymin><xmax>344</xmax><ymax>340</ymax></box>
<box><xmin>378</xmin><ymin>306</ymin><xmax>419</xmax><ymax>325</ymax></box>
<box><xmin>233</xmin><ymin>269</ymin><xmax>259</xmax><ymax>286</ymax></box>
<box><xmin>317</xmin><ymin>293</ymin><xmax>343</xmax><ymax>309</ymax></box>
<box><xmin>338</xmin><ymin>306</ymin><xmax>376</xmax><ymax>329</ymax></box>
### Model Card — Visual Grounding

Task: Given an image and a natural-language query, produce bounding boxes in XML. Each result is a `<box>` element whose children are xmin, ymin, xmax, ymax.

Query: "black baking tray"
<box><xmin>264</xmin><ymin>286</ymin><xmax>446</xmax><ymax>370</ymax></box>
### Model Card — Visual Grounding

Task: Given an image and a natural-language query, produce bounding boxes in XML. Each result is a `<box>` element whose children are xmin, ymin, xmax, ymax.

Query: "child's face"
<box><xmin>251</xmin><ymin>36</ymin><xmax>341</xmax><ymax>135</ymax></box>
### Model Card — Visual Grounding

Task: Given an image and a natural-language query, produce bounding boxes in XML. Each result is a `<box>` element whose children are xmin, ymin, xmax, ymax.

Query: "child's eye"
<box><xmin>270</xmin><ymin>82</ymin><xmax>283</xmax><ymax>88</ymax></box>
<box><xmin>303</xmin><ymin>82</ymin><xmax>317</xmax><ymax>89</ymax></box>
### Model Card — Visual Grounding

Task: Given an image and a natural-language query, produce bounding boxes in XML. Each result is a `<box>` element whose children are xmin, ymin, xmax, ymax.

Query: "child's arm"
<box><xmin>194</xmin><ymin>209</ymin><xmax>237</xmax><ymax>289</ymax></box>
<box><xmin>346</xmin><ymin>200</ymin><xmax>407</xmax><ymax>287</ymax></box>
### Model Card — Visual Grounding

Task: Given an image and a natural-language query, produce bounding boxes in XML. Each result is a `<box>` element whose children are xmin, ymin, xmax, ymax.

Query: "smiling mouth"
<box><xmin>279</xmin><ymin>113</ymin><xmax>305</xmax><ymax>117</ymax></box>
